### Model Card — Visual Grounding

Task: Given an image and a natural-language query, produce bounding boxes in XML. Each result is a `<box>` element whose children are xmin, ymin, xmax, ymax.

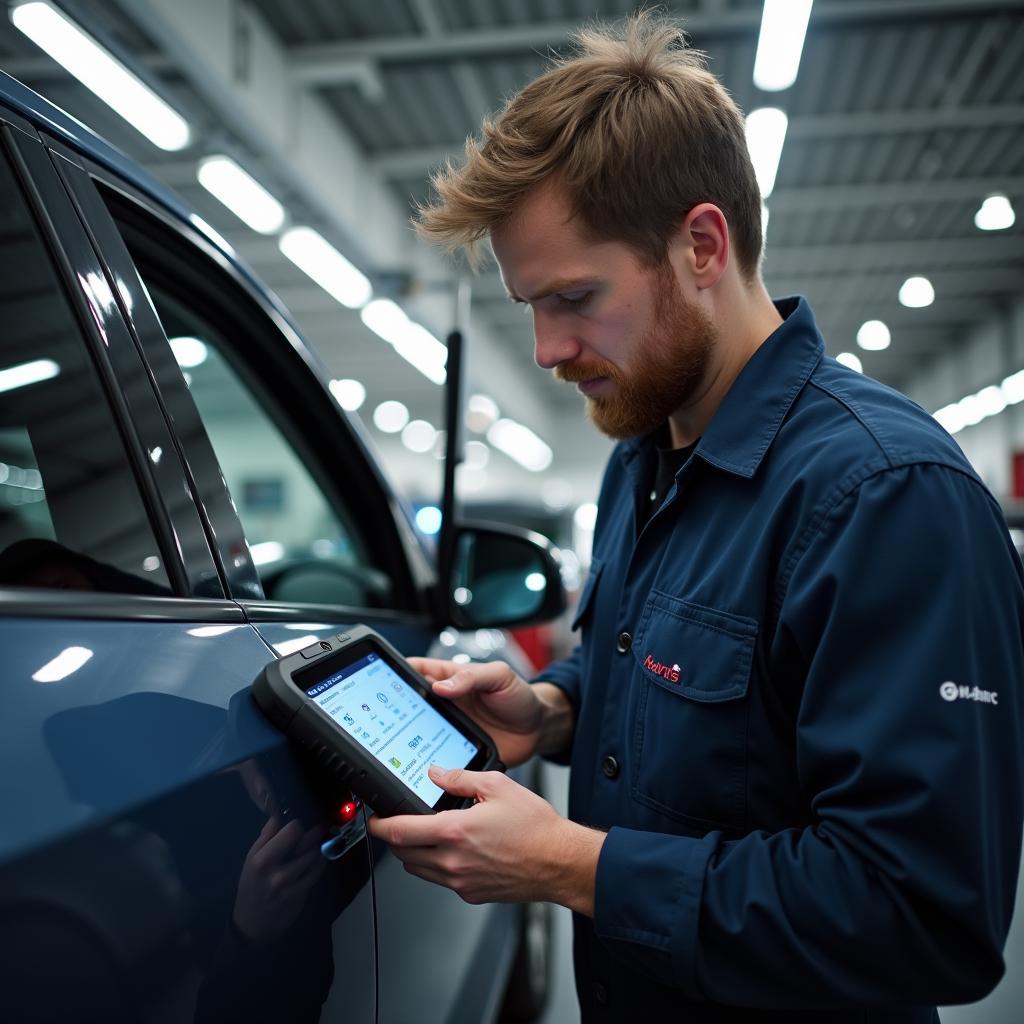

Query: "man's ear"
<box><xmin>672</xmin><ymin>203</ymin><xmax>730</xmax><ymax>291</ymax></box>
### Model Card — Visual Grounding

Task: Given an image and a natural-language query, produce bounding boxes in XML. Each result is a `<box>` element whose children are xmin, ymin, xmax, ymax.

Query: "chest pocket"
<box><xmin>631</xmin><ymin>591</ymin><xmax>756</xmax><ymax>832</ymax></box>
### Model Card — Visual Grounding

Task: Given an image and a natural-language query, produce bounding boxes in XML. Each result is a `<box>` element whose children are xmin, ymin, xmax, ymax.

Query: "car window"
<box><xmin>138</xmin><ymin>282</ymin><xmax>393</xmax><ymax>608</ymax></box>
<box><xmin>0</xmin><ymin>150</ymin><xmax>170</xmax><ymax>595</ymax></box>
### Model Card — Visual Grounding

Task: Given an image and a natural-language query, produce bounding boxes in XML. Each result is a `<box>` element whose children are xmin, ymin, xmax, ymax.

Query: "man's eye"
<box><xmin>557</xmin><ymin>292</ymin><xmax>591</xmax><ymax>311</ymax></box>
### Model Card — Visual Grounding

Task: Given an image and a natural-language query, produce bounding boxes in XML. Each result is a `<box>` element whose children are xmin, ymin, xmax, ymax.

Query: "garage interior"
<box><xmin>2</xmin><ymin>1</ymin><xmax>1022</xmax><ymax>1021</ymax></box>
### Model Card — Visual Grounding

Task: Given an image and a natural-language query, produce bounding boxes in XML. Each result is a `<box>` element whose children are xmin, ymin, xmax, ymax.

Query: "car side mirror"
<box><xmin>446</xmin><ymin>521</ymin><xmax>567</xmax><ymax>629</ymax></box>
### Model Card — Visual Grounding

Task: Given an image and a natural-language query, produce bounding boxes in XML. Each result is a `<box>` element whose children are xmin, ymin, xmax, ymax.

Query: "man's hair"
<box><xmin>416</xmin><ymin>11</ymin><xmax>763</xmax><ymax>279</ymax></box>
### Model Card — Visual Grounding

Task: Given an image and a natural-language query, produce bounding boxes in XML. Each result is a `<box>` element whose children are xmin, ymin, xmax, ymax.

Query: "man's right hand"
<box><xmin>407</xmin><ymin>658</ymin><xmax>572</xmax><ymax>768</ymax></box>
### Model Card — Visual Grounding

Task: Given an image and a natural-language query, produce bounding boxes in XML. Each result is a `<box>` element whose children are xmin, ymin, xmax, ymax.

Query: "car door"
<box><xmin>0</xmin><ymin>111</ymin><xmax>376</xmax><ymax>1023</ymax></box>
<box><xmin>54</xmin><ymin>146</ymin><xmax>529</xmax><ymax>1023</ymax></box>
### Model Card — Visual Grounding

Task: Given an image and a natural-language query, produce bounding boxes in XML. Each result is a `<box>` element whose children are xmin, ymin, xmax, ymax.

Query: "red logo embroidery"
<box><xmin>643</xmin><ymin>654</ymin><xmax>681</xmax><ymax>683</ymax></box>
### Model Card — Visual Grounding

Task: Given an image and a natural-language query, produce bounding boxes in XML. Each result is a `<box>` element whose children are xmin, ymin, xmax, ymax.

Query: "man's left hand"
<box><xmin>367</xmin><ymin>765</ymin><xmax>605</xmax><ymax>915</ymax></box>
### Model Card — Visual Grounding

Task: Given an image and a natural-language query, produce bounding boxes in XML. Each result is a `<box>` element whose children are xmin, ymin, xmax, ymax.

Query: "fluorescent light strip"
<box><xmin>487</xmin><ymin>418</ymin><xmax>553</xmax><ymax>472</ymax></box>
<box><xmin>361</xmin><ymin>299</ymin><xmax>447</xmax><ymax>385</ymax></box>
<box><xmin>279</xmin><ymin>227</ymin><xmax>372</xmax><ymax>309</ymax></box>
<box><xmin>11</xmin><ymin>2</ymin><xmax>190</xmax><ymax>151</ymax></box>
<box><xmin>753</xmin><ymin>0</ymin><xmax>814</xmax><ymax>92</ymax></box>
<box><xmin>934</xmin><ymin>370</ymin><xmax>1024</xmax><ymax>435</ymax></box>
<box><xmin>745</xmin><ymin>108</ymin><xmax>788</xmax><ymax>198</ymax></box>
<box><xmin>0</xmin><ymin>358</ymin><xmax>59</xmax><ymax>393</ymax></box>
<box><xmin>197</xmin><ymin>156</ymin><xmax>285</xmax><ymax>234</ymax></box>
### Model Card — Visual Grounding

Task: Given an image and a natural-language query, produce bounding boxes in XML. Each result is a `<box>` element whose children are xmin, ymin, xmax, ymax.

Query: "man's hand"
<box><xmin>408</xmin><ymin>657</ymin><xmax>573</xmax><ymax>767</ymax></box>
<box><xmin>367</xmin><ymin>765</ymin><xmax>605</xmax><ymax>916</ymax></box>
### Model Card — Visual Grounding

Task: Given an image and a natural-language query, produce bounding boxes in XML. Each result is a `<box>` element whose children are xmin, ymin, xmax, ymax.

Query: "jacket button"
<box><xmin>615</xmin><ymin>631</ymin><xmax>632</xmax><ymax>654</ymax></box>
<box><xmin>593</xmin><ymin>981</ymin><xmax>608</xmax><ymax>1005</ymax></box>
<box><xmin>601</xmin><ymin>755</ymin><xmax>620</xmax><ymax>779</ymax></box>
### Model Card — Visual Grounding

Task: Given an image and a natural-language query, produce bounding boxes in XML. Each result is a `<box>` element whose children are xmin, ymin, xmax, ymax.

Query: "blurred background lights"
<box><xmin>541</xmin><ymin>478</ymin><xmax>574</xmax><ymax>511</ymax></box>
<box><xmin>836</xmin><ymin>352</ymin><xmax>863</xmax><ymax>373</ymax></box>
<box><xmin>466</xmin><ymin>393</ymin><xmax>500</xmax><ymax>433</ymax></box>
<box><xmin>856</xmin><ymin>320</ymin><xmax>890</xmax><ymax>352</ymax></box>
<box><xmin>415</xmin><ymin>505</ymin><xmax>442</xmax><ymax>535</ymax></box>
<box><xmin>401</xmin><ymin>419</ymin><xmax>436</xmax><ymax>453</ymax></box>
<box><xmin>373</xmin><ymin>400</ymin><xmax>409</xmax><ymax>433</ymax></box>
<box><xmin>974</xmin><ymin>194</ymin><xmax>1015</xmax><ymax>231</ymax></box>
<box><xmin>899</xmin><ymin>276</ymin><xmax>935</xmax><ymax>308</ymax></box>
<box><xmin>464</xmin><ymin>441</ymin><xmax>490</xmax><ymax>470</ymax></box>
<box><xmin>573</xmin><ymin>502</ymin><xmax>598</xmax><ymax>531</ymax></box>
<box><xmin>329</xmin><ymin>378</ymin><xmax>366</xmax><ymax>411</ymax></box>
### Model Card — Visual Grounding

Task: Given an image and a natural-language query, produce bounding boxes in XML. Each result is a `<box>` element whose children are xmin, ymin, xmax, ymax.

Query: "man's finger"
<box><xmin>367</xmin><ymin>811</ymin><xmax>446</xmax><ymax>848</ymax></box>
<box><xmin>428</xmin><ymin>765</ymin><xmax>494</xmax><ymax>799</ymax></box>
<box><xmin>428</xmin><ymin>662</ymin><xmax>514</xmax><ymax>698</ymax></box>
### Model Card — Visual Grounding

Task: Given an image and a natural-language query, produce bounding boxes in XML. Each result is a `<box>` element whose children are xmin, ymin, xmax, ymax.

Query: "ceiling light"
<box><xmin>279</xmin><ymin>227</ymin><xmax>372</xmax><ymax>309</ymax></box>
<box><xmin>975</xmin><ymin>194</ymin><xmax>1015</xmax><ymax>231</ymax></box>
<box><xmin>464</xmin><ymin>441</ymin><xmax>489</xmax><ymax>470</ymax></box>
<box><xmin>402</xmin><ymin>419</ymin><xmax>436</xmax><ymax>453</ymax></box>
<box><xmin>197</xmin><ymin>156</ymin><xmax>285</xmax><ymax>234</ymax></box>
<box><xmin>466</xmin><ymin>394</ymin><xmax>500</xmax><ymax>432</ymax></box>
<box><xmin>933</xmin><ymin>404</ymin><xmax>965</xmax><ymax>435</ymax></box>
<box><xmin>169</xmin><ymin>336</ymin><xmax>208</xmax><ymax>368</ymax></box>
<box><xmin>330</xmin><ymin>378</ymin><xmax>366</xmax><ymax>411</ymax></box>
<box><xmin>32</xmin><ymin>645</ymin><xmax>93</xmax><ymax>683</ymax></box>
<box><xmin>11</xmin><ymin>2</ymin><xmax>190</xmax><ymax>150</ymax></box>
<box><xmin>836</xmin><ymin>352</ymin><xmax>863</xmax><ymax>373</ymax></box>
<box><xmin>373</xmin><ymin>400</ymin><xmax>409</xmax><ymax>434</ymax></box>
<box><xmin>415</xmin><ymin>506</ymin><xmax>442</xmax><ymax>535</ymax></box>
<box><xmin>487</xmin><ymin>418</ymin><xmax>553</xmax><ymax>472</ymax></box>
<box><xmin>0</xmin><ymin>358</ymin><xmax>59</xmax><ymax>393</ymax></box>
<box><xmin>856</xmin><ymin>320</ymin><xmax>890</xmax><ymax>351</ymax></box>
<box><xmin>975</xmin><ymin>385</ymin><xmax>1007</xmax><ymax>419</ymax></box>
<box><xmin>361</xmin><ymin>299</ymin><xmax>447</xmax><ymax>385</ymax></box>
<box><xmin>573</xmin><ymin>503</ymin><xmax>598</xmax><ymax>531</ymax></box>
<box><xmin>541</xmin><ymin>478</ymin><xmax>573</xmax><ymax>510</ymax></box>
<box><xmin>745</xmin><ymin>107</ymin><xmax>788</xmax><ymax>198</ymax></box>
<box><xmin>753</xmin><ymin>0</ymin><xmax>813</xmax><ymax>92</ymax></box>
<box><xmin>1001</xmin><ymin>369</ymin><xmax>1024</xmax><ymax>405</ymax></box>
<box><xmin>898</xmin><ymin>276</ymin><xmax>934</xmax><ymax>308</ymax></box>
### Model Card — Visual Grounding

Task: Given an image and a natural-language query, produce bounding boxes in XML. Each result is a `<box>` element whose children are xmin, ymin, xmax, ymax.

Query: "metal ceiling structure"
<box><xmin>2</xmin><ymin>0</ymin><xmax>1023</xmax><ymax>509</ymax></box>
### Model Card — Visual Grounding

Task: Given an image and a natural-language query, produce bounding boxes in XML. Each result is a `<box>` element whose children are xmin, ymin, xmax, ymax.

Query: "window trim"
<box><xmin>0</xmin><ymin>124</ymin><xmax>194</xmax><ymax>600</ymax></box>
<box><xmin>66</xmin><ymin>155</ymin><xmax>431</xmax><ymax>617</ymax></box>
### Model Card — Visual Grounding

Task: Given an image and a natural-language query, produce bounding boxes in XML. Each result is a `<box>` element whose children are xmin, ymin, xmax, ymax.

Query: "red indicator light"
<box><xmin>337</xmin><ymin>801</ymin><xmax>358</xmax><ymax>823</ymax></box>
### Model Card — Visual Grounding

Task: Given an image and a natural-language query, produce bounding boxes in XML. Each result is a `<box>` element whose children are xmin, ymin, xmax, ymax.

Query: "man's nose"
<box><xmin>533</xmin><ymin>311</ymin><xmax>581</xmax><ymax>370</ymax></box>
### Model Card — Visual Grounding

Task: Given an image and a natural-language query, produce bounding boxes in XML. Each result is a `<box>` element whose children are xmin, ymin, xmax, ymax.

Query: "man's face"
<box><xmin>491</xmin><ymin>182</ymin><xmax>716</xmax><ymax>440</ymax></box>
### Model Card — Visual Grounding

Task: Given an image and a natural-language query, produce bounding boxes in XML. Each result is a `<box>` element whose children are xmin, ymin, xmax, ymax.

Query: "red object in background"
<box><xmin>510</xmin><ymin>625</ymin><xmax>552</xmax><ymax>675</ymax></box>
<box><xmin>337</xmin><ymin>800</ymin><xmax>358</xmax><ymax>824</ymax></box>
<box><xmin>1013</xmin><ymin>452</ymin><xmax>1024</xmax><ymax>498</ymax></box>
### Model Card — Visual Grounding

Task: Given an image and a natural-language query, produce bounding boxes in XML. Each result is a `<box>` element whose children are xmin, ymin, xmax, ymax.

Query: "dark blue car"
<box><xmin>0</xmin><ymin>71</ymin><xmax>562</xmax><ymax>1024</ymax></box>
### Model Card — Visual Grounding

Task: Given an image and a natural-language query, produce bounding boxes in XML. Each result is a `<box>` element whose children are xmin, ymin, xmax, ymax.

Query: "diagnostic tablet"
<box><xmin>251</xmin><ymin>625</ymin><xmax>503</xmax><ymax>816</ymax></box>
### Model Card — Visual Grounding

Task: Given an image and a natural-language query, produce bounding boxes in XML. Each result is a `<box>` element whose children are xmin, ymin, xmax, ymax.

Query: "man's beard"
<box><xmin>554</xmin><ymin>265</ymin><xmax>716</xmax><ymax>441</ymax></box>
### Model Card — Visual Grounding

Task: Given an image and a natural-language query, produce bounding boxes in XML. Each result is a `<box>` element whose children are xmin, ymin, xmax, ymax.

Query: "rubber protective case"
<box><xmin>250</xmin><ymin>625</ymin><xmax>503</xmax><ymax>815</ymax></box>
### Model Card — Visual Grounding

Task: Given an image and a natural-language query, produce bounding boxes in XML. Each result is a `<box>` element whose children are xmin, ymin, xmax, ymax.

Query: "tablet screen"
<box><xmin>300</xmin><ymin>648</ymin><xmax>479</xmax><ymax>808</ymax></box>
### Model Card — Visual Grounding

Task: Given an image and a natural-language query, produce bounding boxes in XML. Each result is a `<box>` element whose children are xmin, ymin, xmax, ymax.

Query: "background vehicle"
<box><xmin>0</xmin><ymin>71</ymin><xmax>563</xmax><ymax>1024</ymax></box>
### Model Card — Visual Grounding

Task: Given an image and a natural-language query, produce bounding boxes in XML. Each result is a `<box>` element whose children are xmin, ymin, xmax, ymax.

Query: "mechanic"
<box><xmin>368</xmin><ymin>13</ymin><xmax>1024</xmax><ymax>1021</ymax></box>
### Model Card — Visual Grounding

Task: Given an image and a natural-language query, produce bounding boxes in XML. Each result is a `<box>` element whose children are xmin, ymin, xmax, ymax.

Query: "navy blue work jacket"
<box><xmin>539</xmin><ymin>297</ymin><xmax>1024</xmax><ymax>1022</ymax></box>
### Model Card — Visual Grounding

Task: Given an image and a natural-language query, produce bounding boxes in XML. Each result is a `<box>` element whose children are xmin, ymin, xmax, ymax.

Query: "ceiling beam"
<box><xmin>289</xmin><ymin>1</ymin><xmax>1024</xmax><ymax>78</ymax></box>
<box><xmin>371</xmin><ymin>107</ymin><xmax>1024</xmax><ymax>179</ymax></box>
<box><xmin>764</xmin><ymin>235</ymin><xmax>1024</xmax><ymax>275</ymax></box>
<box><xmin>770</xmin><ymin>175</ymin><xmax>1024</xmax><ymax>212</ymax></box>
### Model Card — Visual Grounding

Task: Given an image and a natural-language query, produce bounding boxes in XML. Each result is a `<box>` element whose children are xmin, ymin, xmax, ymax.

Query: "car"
<box><xmin>0</xmin><ymin>70</ymin><xmax>564</xmax><ymax>1024</ymax></box>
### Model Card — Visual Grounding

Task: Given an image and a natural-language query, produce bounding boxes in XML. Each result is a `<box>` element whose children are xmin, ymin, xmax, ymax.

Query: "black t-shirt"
<box><xmin>641</xmin><ymin>430</ymin><xmax>698</xmax><ymax>525</ymax></box>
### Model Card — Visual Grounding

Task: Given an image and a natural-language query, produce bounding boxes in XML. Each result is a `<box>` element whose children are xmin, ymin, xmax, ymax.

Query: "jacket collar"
<box><xmin>620</xmin><ymin>296</ymin><xmax>824</xmax><ymax>480</ymax></box>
